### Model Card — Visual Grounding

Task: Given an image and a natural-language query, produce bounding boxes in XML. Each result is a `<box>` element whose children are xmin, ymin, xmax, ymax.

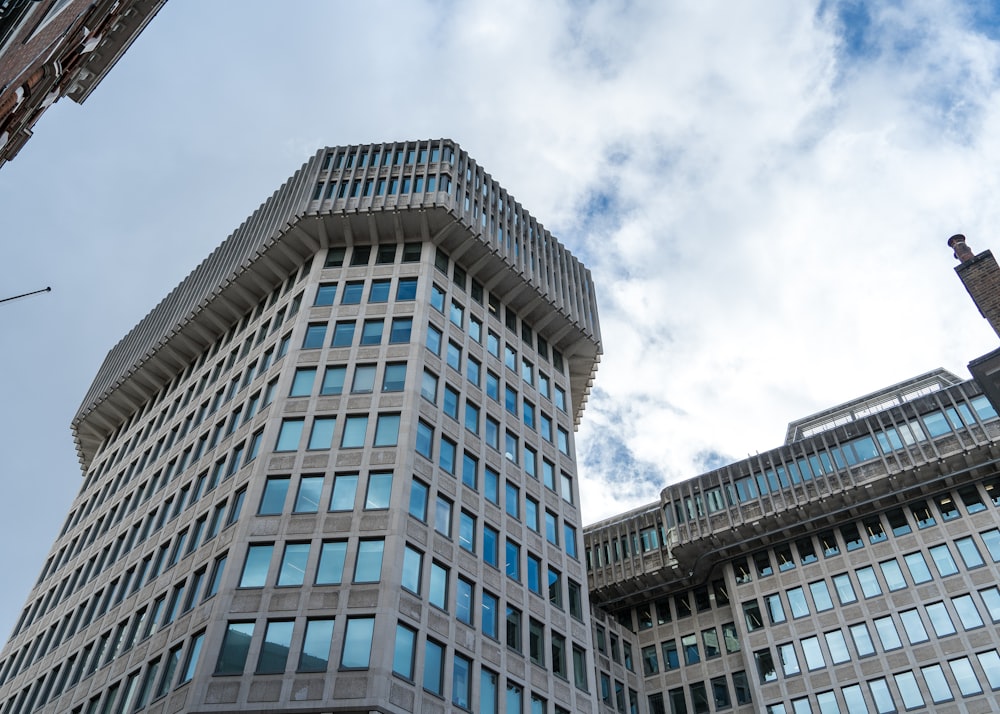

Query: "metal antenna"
<box><xmin>0</xmin><ymin>286</ymin><xmax>52</xmax><ymax>304</ymax></box>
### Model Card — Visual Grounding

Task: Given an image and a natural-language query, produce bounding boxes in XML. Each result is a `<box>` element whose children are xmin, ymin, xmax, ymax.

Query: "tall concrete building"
<box><xmin>0</xmin><ymin>140</ymin><xmax>602</xmax><ymax>713</ymax></box>
<box><xmin>0</xmin><ymin>0</ymin><xmax>166</xmax><ymax>168</ymax></box>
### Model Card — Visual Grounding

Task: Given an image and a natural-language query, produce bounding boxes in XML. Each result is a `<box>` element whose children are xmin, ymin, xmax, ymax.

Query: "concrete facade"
<box><xmin>0</xmin><ymin>140</ymin><xmax>602</xmax><ymax>713</ymax></box>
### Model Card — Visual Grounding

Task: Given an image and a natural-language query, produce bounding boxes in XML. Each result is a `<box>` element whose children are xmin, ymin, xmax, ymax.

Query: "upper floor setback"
<box><xmin>73</xmin><ymin>140</ymin><xmax>602</xmax><ymax>469</ymax></box>
<box><xmin>585</xmin><ymin>375</ymin><xmax>1000</xmax><ymax>606</ymax></box>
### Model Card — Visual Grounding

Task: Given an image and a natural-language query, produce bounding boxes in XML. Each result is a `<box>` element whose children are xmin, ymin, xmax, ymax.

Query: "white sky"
<box><xmin>2</xmin><ymin>0</ymin><xmax>1000</xmax><ymax>639</ymax></box>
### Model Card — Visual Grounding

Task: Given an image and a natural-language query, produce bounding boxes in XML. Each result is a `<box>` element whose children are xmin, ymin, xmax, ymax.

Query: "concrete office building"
<box><xmin>583</xmin><ymin>237</ymin><xmax>1000</xmax><ymax>714</ymax></box>
<box><xmin>0</xmin><ymin>140</ymin><xmax>602</xmax><ymax>713</ymax></box>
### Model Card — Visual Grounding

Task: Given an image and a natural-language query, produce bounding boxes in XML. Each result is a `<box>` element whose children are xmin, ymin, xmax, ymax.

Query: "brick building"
<box><xmin>0</xmin><ymin>0</ymin><xmax>165</xmax><ymax>168</ymax></box>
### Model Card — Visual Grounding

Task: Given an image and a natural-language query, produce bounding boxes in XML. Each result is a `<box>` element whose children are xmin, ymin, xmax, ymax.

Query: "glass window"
<box><xmin>275</xmin><ymin>419</ymin><xmax>304</xmax><ymax>451</ymax></box>
<box><xmin>402</xmin><ymin>546</ymin><xmax>422</xmax><ymax>593</ymax></box>
<box><xmin>856</xmin><ymin>566</ymin><xmax>882</xmax><ymax>598</ymax></box>
<box><xmin>308</xmin><ymin>417</ymin><xmax>336</xmax><ymax>449</ymax></box>
<box><xmin>416</xmin><ymin>420</ymin><xmax>433</xmax><ymax>459</ymax></box>
<box><xmin>290</xmin><ymin>367</ymin><xmax>316</xmax><ymax>397</ymax></box>
<box><xmin>903</xmin><ymin>552</ymin><xmax>932</xmax><ymax>584</ymax></box>
<box><xmin>256</xmin><ymin>620</ymin><xmax>294</xmax><ymax>673</ymax></box>
<box><xmin>868</xmin><ymin>678</ymin><xmax>895</xmax><ymax>714</ymax></box>
<box><xmin>365</xmin><ymin>472</ymin><xmax>392</xmax><ymax>509</ymax></box>
<box><xmin>955</xmin><ymin>536</ymin><xmax>985</xmax><ymax>568</ymax></box>
<box><xmin>294</xmin><ymin>476</ymin><xmax>323</xmax><ymax>513</ymax></box>
<box><xmin>809</xmin><ymin>580</ymin><xmax>834</xmax><ymax>611</ymax></box>
<box><xmin>277</xmin><ymin>543</ymin><xmax>310</xmax><ymax>586</ymax></box>
<box><xmin>239</xmin><ymin>544</ymin><xmax>272</xmax><ymax>588</ymax></box>
<box><xmin>929</xmin><ymin>544</ymin><xmax>959</xmax><ymax>577</ymax></box>
<box><xmin>341</xmin><ymin>281</ymin><xmax>364</xmax><ymax>304</ymax></box>
<box><xmin>392</xmin><ymin>623</ymin><xmax>416</xmax><ymax>679</ymax></box>
<box><xmin>849</xmin><ymin>623</ymin><xmax>875</xmax><ymax>657</ymax></box>
<box><xmin>259</xmin><ymin>477</ymin><xmax>290</xmax><ymax>515</ymax></box>
<box><xmin>341</xmin><ymin>415</ymin><xmax>367</xmax><ymax>448</ymax></box>
<box><xmin>459</xmin><ymin>511</ymin><xmax>476</xmax><ymax>552</ymax></box>
<box><xmin>396</xmin><ymin>277</ymin><xmax>418</xmax><ymax>300</ymax></box>
<box><xmin>873</xmin><ymin>616</ymin><xmax>901</xmax><ymax>650</ymax></box>
<box><xmin>215</xmin><ymin>622</ymin><xmax>254</xmax><ymax>674</ymax></box>
<box><xmin>765</xmin><ymin>594</ymin><xmax>785</xmax><ymax>624</ymax></box>
<box><xmin>801</xmin><ymin>636</ymin><xmax>825</xmax><ymax>670</ymax></box>
<box><xmin>426</xmin><ymin>324</ymin><xmax>442</xmax><ymax>355</ymax></box>
<box><xmin>506</xmin><ymin>540</ymin><xmax>520</xmax><ymax>581</ymax></box>
<box><xmin>952</xmin><ymin>594</ymin><xmax>984</xmax><ymax>629</ymax></box>
<box><xmin>409</xmin><ymin>479</ymin><xmax>430</xmax><ymax>523</ymax></box>
<box><xmin>755</xmin><ymin>648</ymin><xmax>777</xmax><ymax>683</ymax></box>
<box><xmin>331</xmin><ymin>321</ymin><xmax>355</xmax><ymax>347</ymax></box>
<box><xmin>429</xmin><ymin>562</ymin><xmax>448</xmax><ymax>610</ymax></box>
<box><xmin>926</xmin><ymin>601</ymin><xmax>957</xmax><ymax>636</ymax></box>
<box><xmin>899</xmin><ymin>609</ymin><xmax>928</xmax><ymax>644</ymax></box>
<box><xmin>368</xmin><ymin>279</ymin><xmax>391</xmax><ymax>302</ymax></box>
<box><xmin>894</xmin><ymin>671</ymin><xmax>924</xmax><ymax>709</ymax></box>
<box><xmin>435</xmin><ymin>495</ymin><xmax>452</xmax><ymax>537</ymax></box>
<box><xmin>787</xmin><ymin>586</ymin><xmax>809</xmax><ymax>618</ymax></box>
<box><xmin>976</xmin><ymin>650</ymin><xmax>1000</xmax><ymax>690</ymax></box>
<box><xmin>879</xmin><ymin>560</ymin><xmax>907</xmax><ymax>591</ymax></box>
<box><xmin>329</xmin><ymin>474</ymin><xmax>358</xmax><ymax>511</ymax></box>
<box><xmin>321</xmin><ymin>366</ymin><xmax>346</xmax><ymax>395</ymax></box>
<box><xmin>374</xmin><ymin>414</ymin><xmax>400</xmax><ymax>447</ymax></box>
<box><xmin>831</xmin><ymin>573</ymin><xmax>857</xmax><ymax>604</ymax></box>
<box><xmin>482</xmin><ymin>591</ymin><xmax>499</xmax><ymax>639</ymax></box>
<box><xmin>316</xmin><ymin>541</ymin><xmax>347</xmax><ymax>585</ymax></box>
<box><xmin>826</xmin><ymin>630</ymin><xmax>850</xmax><ymax>664</ymax></box>
<box><xmin>352</xmin><ymin>364</ymin><xmax>377</xmax><ymax>393</ymax></box>
<box><xmin>950</xmin><ymin>656</ymin><xmax>983</xmax><ymax>696</ymax></box>
<box><xmin>314</xmin><ymin>283</ymin><xmax>337</xmax><ymax>306</ymax></box>
<box><xmin>353</xmin><ymin>540</ymin><xmax>384</xmax><ymax>583</ymax></box>
<box><xmin>302</xmin><ymin>324</ymin><xmax>326</xmax><ymax>349</ymax></box>
<box><xmin>340</xmin><ymin>617</ymin><xmax>375</xmax><ymax>669</ymax></box>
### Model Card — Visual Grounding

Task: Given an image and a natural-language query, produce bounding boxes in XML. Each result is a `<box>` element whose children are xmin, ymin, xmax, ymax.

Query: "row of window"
<box><xmin>673</xmin><ymin>394</ymin><xmax>998</xmax><ymax>520</ymax></box>
<box><xmin>755</xmin><ymin>591</ymin><xmax>998</xmax><ymax>683</ymax></box>
<box><xmin>393</xmin><ymin>621</ymin><xmax>584</xmax><ymax>712</ymax></box>
<box><xmin>587</xmin><ymin>520</ymin><xmax>670</xmax><ymax>571</ymax></box>
<box><xmin>421</xmin><ymin>364</ymin><xmax>571</xmax><ymax>461</ymax></box>
<box><xmin>291</xmin><ymin>361</ymin><xmax>406</xmax><ymax>398</ymax></box>
<box><xmin>647</xmin><ymin>672</ymin><xmax>753</xmax><ymax>714</ymax></box>
<box><xmin>321</xmin><ymin>241</ymin><xmax>423</xmax><ymax>269</ymax></box>
<box><xmin>409</xmin><ymin>467</ymin><xmax>577</xmax><ymax>558</ymax></box>
<box><xmin>732</xmin><ymin>485</ymin><xmax>1000</xmax><ymax>585</ymax></box>
<box><xmin>85</xmin><ymin>261</ymin><xmax>307</xmax><ymax>483</ymax></box>
<box><xmin>313</xmin><ymin>172</ymin><xmax>453</xmax><ymax>201</ymax></box>
<box><xmin>36</xmin><ymin>276</ymin><xmax>305</xmax><ymax>631</ymax></box>
<box><xmin>763</xmin><ymin>650</ymin><xmax>1000</xmax><ymax>714</ymax></box>
<box><xmin>320</xmin><ymin>143</ymin><xmax>453</xmax><ymax>173</ymax></box>
<box><xmin>627</xmin><ymin>580</ymin><xmax>731</xmax><ymax>635</ymax></box>
<box><xmin>5</xmin><ymin>629</ymin><xmax>207</xmax><ymax>714</ymax></box>
<box><xmin>640</xmin><ymin>624</ymin><xmax>741</xmax><ymax>676</ymax></box>
<box><xmin>2</xmin><ymin>473</ymin><xmax>246</xmax><ymax>686</ymax></box>
<box><xmin>407</xmin><ymin>477</ymin><xmax>583</xmax><ymax>600</ymax></box>
<box><xmin>238</xmin><ymin>539</ymin><xmax>383</xmax><ymax>589</ymax></box>
<box><xmin>415</xmin><ymin>410</ymin><xmax>574</xmax><ymax>509</ymax></box>
<box><xmin>596</xmin><ymin>669</ymin><xmax>640</xmax><ymax>713</ymax></box>
<box><xmin>274</xmin><ymin>412</ymin><xmax>401</xmax><ymax>452</ymax></box>
<box><xmin>1</xmin><ymin>552</ymin><xmax>225</xmax><ymax>714</ymax></box>
<box><xmin>302</xmin><ymin>316</ymin><xmax>413</xmax><ymax>349</ymax></box>
<box><xmin>742</xmin><ymin>531</ymin><xmax>1000</xmax><ymax>636</ymax></box>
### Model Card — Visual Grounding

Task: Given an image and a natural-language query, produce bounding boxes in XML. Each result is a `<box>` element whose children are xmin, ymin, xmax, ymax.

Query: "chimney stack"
<box><xmin>949</xmin><ymin>234</ymin><xmax>1000</xmax><ymax>339</ymax></box>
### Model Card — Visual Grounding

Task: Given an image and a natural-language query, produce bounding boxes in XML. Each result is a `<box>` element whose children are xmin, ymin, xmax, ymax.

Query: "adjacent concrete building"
<box><xmin>0</xmin><ymin>140</ymin><xmax>602</xmax><ymax>713</ymax></box>
<box><xmin>0</xmin><ymin>0</ymin><xmax>166</xmax><ymax>167</ymax></box>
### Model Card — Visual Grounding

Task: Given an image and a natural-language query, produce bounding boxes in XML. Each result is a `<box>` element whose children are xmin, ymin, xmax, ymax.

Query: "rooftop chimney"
<box><xmin>949</xmin><ymin>234</ymin><xmax>1000</xmax><ymax>339</ymax></box>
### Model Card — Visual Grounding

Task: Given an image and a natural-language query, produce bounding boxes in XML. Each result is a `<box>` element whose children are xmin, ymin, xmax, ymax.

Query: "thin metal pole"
<box><xmin>0</xmin><ymin>286</ymin><xmax>52</xmax><ymax>304</ymax></box>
